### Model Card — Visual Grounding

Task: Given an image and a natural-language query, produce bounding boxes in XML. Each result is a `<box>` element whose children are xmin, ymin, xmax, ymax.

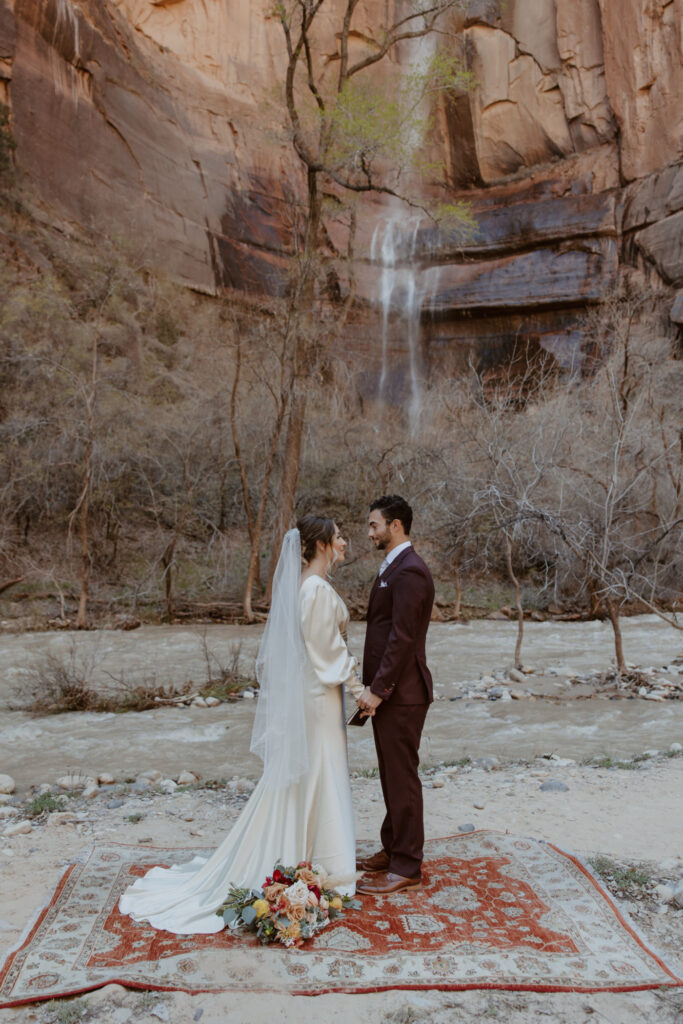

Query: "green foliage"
<box><xmin>590</xmin><ymin>856</ymin><xmax>653</xmax><ymax>890</ymax></box>
<box><xmin>42</xmin><ymin>998</ymin><xmax>90</xmax><ymax>1024</ymax></box>
<box><xmin>26</xmin><ymin>792</ymin><xmax>67</xmax><ymax>817</ymax></box>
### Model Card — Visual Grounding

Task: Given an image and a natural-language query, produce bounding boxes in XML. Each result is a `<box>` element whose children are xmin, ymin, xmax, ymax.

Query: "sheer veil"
<box><xmin>250</xmin><ymin>528</ymin><xmax>309</xmax><ymax>789</ymax></box>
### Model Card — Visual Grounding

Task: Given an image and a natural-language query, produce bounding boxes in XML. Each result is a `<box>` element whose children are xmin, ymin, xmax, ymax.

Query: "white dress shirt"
<box><xmin>378</xmin><ymin>540</ymin><xmax>412</xmax><ymax>576</ymax></box>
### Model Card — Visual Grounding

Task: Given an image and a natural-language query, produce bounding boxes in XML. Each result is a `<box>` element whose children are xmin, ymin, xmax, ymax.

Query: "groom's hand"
<box><xmin>358</xmin><ymin>686</ymin><xmax>382</xmax><ymax>716</ymax></box>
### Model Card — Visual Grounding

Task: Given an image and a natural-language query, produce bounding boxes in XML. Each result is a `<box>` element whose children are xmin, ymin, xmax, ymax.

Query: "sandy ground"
<box><xmin>1</xmin><ymin>755</ymin><xmax>682</xmax><ymax>1024</ymax></box>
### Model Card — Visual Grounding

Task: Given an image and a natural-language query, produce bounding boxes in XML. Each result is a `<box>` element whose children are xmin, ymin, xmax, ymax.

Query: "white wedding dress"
<box><xmin>119</xmin><ymin>574</ymin><xmax>362</xmax><ymax>934</ymax></box>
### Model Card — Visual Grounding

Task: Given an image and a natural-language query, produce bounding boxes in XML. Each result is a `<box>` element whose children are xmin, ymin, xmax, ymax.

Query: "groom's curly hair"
<box><xmin>370</xmin><ymin>495</ymin><xmax>413</xmax><ymax>535</ymax></box>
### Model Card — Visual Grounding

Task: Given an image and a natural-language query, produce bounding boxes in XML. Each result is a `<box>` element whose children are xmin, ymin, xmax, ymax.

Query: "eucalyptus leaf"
<box><xmin>241</xmin><ymin>905</ymin><xmax>257</xmax><ymax>925</ymax></box>
<box><xmin>222</xmin><ymin>907</ymin><xmax>239</xmax><ymax>925</ymax></box>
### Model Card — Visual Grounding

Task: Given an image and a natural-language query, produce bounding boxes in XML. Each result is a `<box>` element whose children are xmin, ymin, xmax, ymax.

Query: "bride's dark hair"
<box><xmin>297</xmin><ymin>515</ymin><xmax>336</xmax><ymax>564</ymax></box>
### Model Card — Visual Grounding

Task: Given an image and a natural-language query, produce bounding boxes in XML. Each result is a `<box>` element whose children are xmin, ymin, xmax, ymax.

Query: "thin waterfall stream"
<box><xmin>369</xmin><ymin>213</ymin><xmax>440</xmax><ymax>434</ymax></box>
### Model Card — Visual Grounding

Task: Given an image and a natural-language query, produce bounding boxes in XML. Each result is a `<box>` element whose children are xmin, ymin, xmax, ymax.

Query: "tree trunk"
<box><xmin>266</xmin><ymin>387</ymin><xmax>307</xmax><ymax>600</ymax></box>
<box><xmin>75</xmin><ymin>346</ymin><xmax>97</xmax><ymax>630</ymax></box>
<box><xmin>453</xmin><ymin>564</ymin><xmax>462</xmax><ymax>620</ymax></box>
<box><xmin>605</xmin><ymin>596</ymin><xmax>627</xmax><ymax>674</ymax></box>
<box><xmin>242</xmin><ymin>391</ymin><xmax>290</xmax><ymax>622</ymax></box>
<box><xmin>505</xmin><ymin>533</ymin><xmax>524</xmax><ymax>670</ymax></box>
<box><xmin>161</xmin><ymin>536</ymin><xmax>177</xmax><ymax>620</ymax></box>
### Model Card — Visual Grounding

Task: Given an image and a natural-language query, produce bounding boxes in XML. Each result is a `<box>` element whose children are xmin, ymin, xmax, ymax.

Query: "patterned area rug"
<box><xmin>1</xmin><ymin>831</ymin><xmax>680</xmax><ymax>1006</ymax></box>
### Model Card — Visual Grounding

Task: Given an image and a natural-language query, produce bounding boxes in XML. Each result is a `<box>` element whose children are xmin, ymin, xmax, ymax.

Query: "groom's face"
<box><xmin>368</xmin><ymin>511</ymin><xmax>392</xmax><ymax>551</ymax></box>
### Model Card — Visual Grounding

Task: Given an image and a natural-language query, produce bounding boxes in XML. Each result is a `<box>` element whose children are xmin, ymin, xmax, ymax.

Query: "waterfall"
<box><xmin>370</xmin><ymin>214</ymin><xmax>437</xmax><ymax>436</ymax></box>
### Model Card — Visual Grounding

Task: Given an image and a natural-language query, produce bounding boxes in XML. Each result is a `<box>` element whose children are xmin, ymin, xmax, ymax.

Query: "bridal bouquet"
<box><xmin>217</xmin><ymin>861</ymin><xmax>360</xmax><ymax>948</ymax></box>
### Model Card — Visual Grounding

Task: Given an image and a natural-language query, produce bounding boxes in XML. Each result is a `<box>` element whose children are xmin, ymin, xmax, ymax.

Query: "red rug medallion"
<box><xmin>1</xmin><ymin>832</ymin><xmax>680</xmax><ymax>1005</ymax></box>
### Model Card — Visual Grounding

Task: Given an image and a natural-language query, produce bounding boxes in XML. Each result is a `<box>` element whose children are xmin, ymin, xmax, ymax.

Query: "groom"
<box><xmin>356</xmin><ymin>494</ymin><xmax>435</xmax><ymax>895</ymax></box>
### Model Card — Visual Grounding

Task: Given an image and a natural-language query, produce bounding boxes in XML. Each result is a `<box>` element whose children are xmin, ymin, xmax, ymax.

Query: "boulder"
<box><xmin>0</xmin><ymin>775</ymin><xmax>15</xmax><ymax>795</ymax></box>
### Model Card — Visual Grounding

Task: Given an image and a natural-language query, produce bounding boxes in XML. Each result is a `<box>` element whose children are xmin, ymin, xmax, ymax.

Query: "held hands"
<box><xmin>357</xmin><ymin>686</ymin><xmax>382</xmax><ymax>717</ymax></box>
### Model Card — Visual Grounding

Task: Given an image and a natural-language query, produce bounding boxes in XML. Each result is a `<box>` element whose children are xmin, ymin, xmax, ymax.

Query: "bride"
<box><xmin>118</xmin><ymin>515</ymin><xmax>364</xmax><ymax>934</ymax></box>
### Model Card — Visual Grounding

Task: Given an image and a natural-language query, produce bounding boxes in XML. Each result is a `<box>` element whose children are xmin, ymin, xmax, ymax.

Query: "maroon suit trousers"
<box><xmin>371</xmin><ymin>701</ymin><xmax>429</xmax><ymax>878</ymax></box>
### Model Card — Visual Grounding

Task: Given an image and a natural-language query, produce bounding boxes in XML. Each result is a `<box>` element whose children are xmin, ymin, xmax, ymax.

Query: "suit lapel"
<box><xmin>367</xmin><ymin>546</ymin><xmax>413</xmax><ymax>617</ymax></box>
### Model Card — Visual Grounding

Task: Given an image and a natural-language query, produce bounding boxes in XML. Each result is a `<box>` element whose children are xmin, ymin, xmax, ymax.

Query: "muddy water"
<box><xmin>1</xmin><ymin>616</ymin><xmax>681</xmax><ymax>793</ymax></box>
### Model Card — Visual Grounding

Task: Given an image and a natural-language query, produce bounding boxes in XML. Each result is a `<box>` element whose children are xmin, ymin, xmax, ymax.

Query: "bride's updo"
<box><xmin>297</xmin><ymin>515</ymin><xmax>335</xmax><ymax>565</ymax></box>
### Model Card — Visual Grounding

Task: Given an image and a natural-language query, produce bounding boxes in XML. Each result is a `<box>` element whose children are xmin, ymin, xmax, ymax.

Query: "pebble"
<box><xmin>138</xmin><ymin>769</ymin><xmax>163</xmax><ymax>785</ymax></box>
<box><xmin>472</xmin><ymin>757</ymin><xmax>499</xmax><ymax>770</ymax></box>
<box><xmin>0</xmin><ymin>774</ymin><xmax>15</xmax><ymax>795</ymax></box>
<box><xmin>670</xmin><ymin>742</ymin><xmax>682</xmax><ymax>753</ymax></box>
<box><xmin>431</xmin><ymin>779</ymin><xmax>445</xmax><ymax>789</ymax></box>
<box><xmin>655</xmin><ymin>884</ymin><xmax>674</xmax><ymax>902</ymax></box>
<box><xmin>539</xmin><ymin>780</ymin><xmax>569</xmax><ymax>792</ymax></box>
<box><xmin>458</xmin><ymin>823</ymin><xmax>475</xmax><ymax>833</ymax></box>
<box><xmin>499</xmin><ymin>690</ymin><xmax>512</xmax><ymax>702</ymax></box>
<box><xmin>0</xmin><ymin>795</ymin><xmax>11</xmax><ymax>805</ymax></box>
<box><xmin>509</xmin><ymin>668</ymin><xmax>526</xmax><ymax>683</ymax></box>
<box><xmin>177</xmin><ymin>771</ymin><xmax>198</xmax><ymax>786</ymax></box>
<box><xmin>160</xmin><ymin>779</ymin><xmax>177</xmax><ymax>793</ymax></box>
<box><xmin>672</xmin><ymin>880</ymin><xmax>683</xmax><ymax>910</ymax></box>
<box><xmin>37</xmin><ymin>783</ymin><xmax>52</xmax><ymax>795</ymax></box>
<box><xmin>241</xmin><ymin>691</ymin><xmax>255</xmax><ymax>700</ymax></box>
<box><xmin>192</xmin><ymin>697</ymin><xmax>208</xmax><ymax>708</ymax></box>
<box><xmin>0</xmin><ymin>807</ymin><xmax>18</xmax><ymax>819</ymax></box>
<box><xmin>4</xmin><ymin>820</ymin><xmax>32</xmax><ymax>837</ymax></box>
<box><xmin>205</xmin><ymin>697</ymin><xmax>221</xmax><ymax>707</ymax></box>
<box><xmin>47</xmin><ymin>813</ymin><xmax>78</xmax><ymax>828</ymax></box>
<box><xmin>473</xmin><ymin>802</ymin><xmax>485</xmax><ymax>810</ymax></box>
<box><xmin>150</xmin><ymin>1003</ymin><xmax>170</xmax><ymax>1022</ymax></box>
<box><xmin>57</xmin><ymin>774</ymin><xmax>94</xmax><ymax>790</ymax></box>
<box><xmin>82</xmin><ymin>784</ymin><xmax>99</xmax><ymax>800</ymax></box>
<box><xmin>98</xmin><ymin>773</ymin><xmax>116</xmax><ymax>785</ymax></box>
<box><xmin>106</xmin><ymin>799</ymin><xmax>125</xmax><ymax>810</ymax></box>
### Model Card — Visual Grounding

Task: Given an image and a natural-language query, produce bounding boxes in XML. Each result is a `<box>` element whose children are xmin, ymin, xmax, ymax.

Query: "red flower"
<box><xmin>273</xmin><ymin>869</ymin><xmax>286</xmax><ymax>883</ymax></box>
<box><xmin>264</xmin><ymin>876</ymin><xmax>273</xmax><ymax>887</ymax></box>
<box><xmin>308</xmin><ymin>885</ymin><xmax>322</xmax><ymax>900</ymax></box>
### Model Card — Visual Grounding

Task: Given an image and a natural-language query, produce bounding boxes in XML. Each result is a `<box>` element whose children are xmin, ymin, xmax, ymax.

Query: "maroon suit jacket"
<box><xmin>363</xmin><ymin>546</ymin><xmax>435</xmax><ymax>705</ymax></box>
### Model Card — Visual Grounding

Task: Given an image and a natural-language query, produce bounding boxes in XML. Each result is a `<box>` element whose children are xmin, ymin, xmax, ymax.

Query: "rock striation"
<box><xmin>1</xmin><ymin>0</ymin><xmax>681</xmax><ymax>374</ymax></box>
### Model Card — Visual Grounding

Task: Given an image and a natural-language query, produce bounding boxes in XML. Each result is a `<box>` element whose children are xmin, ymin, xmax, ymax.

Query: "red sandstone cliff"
<box><xmin>1</xmin><ymin>0</ymin><xmax>681</xmax><ymax>363</ymax></box>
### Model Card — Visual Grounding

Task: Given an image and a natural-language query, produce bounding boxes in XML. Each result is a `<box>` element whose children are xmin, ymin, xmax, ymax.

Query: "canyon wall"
<box><xmin>1</xmin><ymin>0</ymin><xmax>681</xmax><ymax>375</ymax></box>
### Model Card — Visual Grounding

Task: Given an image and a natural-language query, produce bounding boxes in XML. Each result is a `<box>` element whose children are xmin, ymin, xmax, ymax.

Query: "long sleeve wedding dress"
<box><xmin>118</xmin><ymin>574</ymin><xmax>362</xmax><ymax>935</ymax></box>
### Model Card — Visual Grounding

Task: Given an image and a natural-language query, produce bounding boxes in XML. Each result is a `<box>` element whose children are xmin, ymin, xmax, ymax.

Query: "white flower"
<box><xmin>283</xmin><ymin>879</ymin><xmax>311</xmax><ymax>909</ymax></box>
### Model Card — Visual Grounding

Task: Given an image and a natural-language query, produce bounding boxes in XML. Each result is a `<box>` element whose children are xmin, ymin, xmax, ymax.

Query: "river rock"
<box><xmin>669</xmin><ymin>742</ymin><xmax>682</xmax><ymax>753</ymax></box>
<box><xmin>4</xmin><ymin>820</ymin><xmax>32</xmax><ymax>837</ymax></box>
<box><xmin>57</xmin><ymin>774</ymin><xmax>94</xmax><ymax>790</ymax></box>
<box><xmin>458</xmin><ymin>824</ymin><xmax>476</xmax><ymax>833</ymax></box>
<box><xmin>204</xmin><ymin>696</ymin><xmax>221</xmax><ymax>707</ymax></box>
<box><xmin>82</xmin><ymin>784</ymin><xmax>99</xmax><ymax>800</ymax></box>
<box><xmin>241</xmin><ymin>691</ymin><xmax>255</xmax><ymax>700</ymax></box>
<box><xmin>47</xmin><ymin>812</ymin><xmax>79</xmax><ymax>828</ymax></box>
<box><xmin>106</xmin><ymin>799</ymin><xmax>125</xmax><ymax>810</ymax></box>
<box><xmin>138</xmin><ymin>769</ymin><xmax>164</xmax><ymax>785</ymax></box>
<box><xmin>192</xmin><ymin>697</ymin><xmax>208</xmax><ymax>708</ymax></box>
<box><xmin>472</xmin><ymin>756</ymin><xmax>499</xmax><ymax>770</ymax></box>
<box><xmin>539</xmin><ymin>780</ymin><xmax>569</xmax><ymax>792</ymax></box>
<box><xmin>160</xmin><ymin>779</ymin><xmax>177</xmax><ymax>794</ymax></box>
<box><xmin>98</xmin><ymin>773</ymin><xmax>116</xmax><ymax>785</ymax></box>
<box><xmin>432</xmin><ymin>779</ymin><xmax>445</xmax><ymax>789</ymax></box>
<box><xmin>672</xmin><ymin>880</ymin><xmax>683</xmax><ymax>910</ymax></box>
<box><xmin>177</xmin><ymin>771</ymin><xmax>198</xmax><ymax>786</ymax></box>
<box><xmin>0</xmin><ymin>775</ymin><xmax>15</xmax><ymax>794</ymax></box>
<box><xmin>0</xmin><ymin>807</ymin><xmax>18</xmax><ymax>819</ymax></box>
<box><xmin>509</xmin><ymin>668</ymin><xmax>526</xmax><ymax>683</ymax></box>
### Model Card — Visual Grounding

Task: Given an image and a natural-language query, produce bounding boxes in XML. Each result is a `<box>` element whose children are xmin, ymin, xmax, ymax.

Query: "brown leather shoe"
<box><xmin>355</xmin><ymin>849</ymin><xmax>390</xmax><ymax>873</ymax></box>
<box><xmin>357</xmin><ymin>871</ymin><xmax>422</xmax><ymax>895</ymax></box>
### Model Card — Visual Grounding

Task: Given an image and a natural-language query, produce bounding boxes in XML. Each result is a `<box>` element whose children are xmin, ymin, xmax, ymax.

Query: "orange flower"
<box><xmin>295</xmin><ymin>867</ymin><xmax>319</xmax><ymax>886</ymax></box>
